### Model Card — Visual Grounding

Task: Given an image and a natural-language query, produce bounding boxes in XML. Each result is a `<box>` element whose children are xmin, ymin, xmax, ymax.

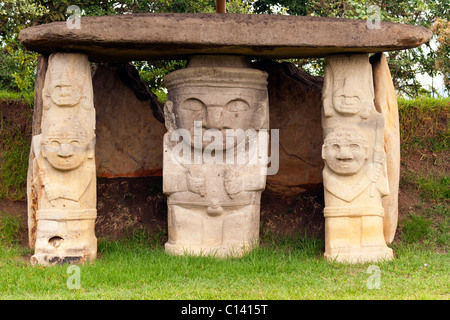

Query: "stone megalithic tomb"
<box><xmin>18</xmin><ymin>13</ymin><xmax>432</xmax><ymax>264</ymax></box>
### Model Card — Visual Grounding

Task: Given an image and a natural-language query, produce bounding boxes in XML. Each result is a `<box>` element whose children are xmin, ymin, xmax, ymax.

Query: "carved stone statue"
<box><xmin>322</xmin><ymin>54</ymin><xmax>376</xmax><ymax>120</ymax></box>
<box><xmin>163</xmin><ymin>55</ymin><xmax>269</xmax><ymax>257</ymax></box>
<box><xmin>29</xmin><ymin>53</ymin><xmax>97</xmax><ymax>265</ymax></box>
<box><xmin>321</xmin><ymin>54</ymin><xmax>394</xmax><ymax>263</ymax></box>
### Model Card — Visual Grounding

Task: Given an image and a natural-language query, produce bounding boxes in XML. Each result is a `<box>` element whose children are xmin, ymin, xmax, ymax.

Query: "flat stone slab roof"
<box><xmin>18</xmin><ymin>13</ymin><xmax>432</xmax><ymax>61</ymax></box>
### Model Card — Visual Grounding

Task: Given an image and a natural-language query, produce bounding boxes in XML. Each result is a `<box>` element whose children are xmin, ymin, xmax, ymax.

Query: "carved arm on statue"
<box><xmin>369</xmin><ymin>113</ymin><xmax>387</xmax><ymax>197</ymax></box>
<box><xmin>369</xmin><ymin>146</ymin><xmax>387</xmax><ymax>197</ymax></box>
<box><xmin>186</xmin><ymin>171</ymin><xmax>206</xmax><ymax>197</ymax></box>
<box><xmin>163</xmin><ymin>171</ymin><xmax>188</xmax><ymax>195</ymax></box>
<box><xmin>224</xmin><ymin>167</ymin><xmax>266</xmax><ymax>198</ymax></box>
<box><xmin>163</xmin><ymin>170</ymin><xmax>207</xmax><ymax>197</ymax></box>
<box><xmin>37</xmin><ymin>168</ymin><xmax>57</xmax><ymax>206</ymax></box>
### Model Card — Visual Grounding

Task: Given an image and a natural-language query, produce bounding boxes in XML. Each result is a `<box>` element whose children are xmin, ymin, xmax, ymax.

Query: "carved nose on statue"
<box><xmin>60</xmin><ymin>86</ymin><xmax>71</xmax><ymax>95</ymax></box>
<box><xmin>337</xmin><ymin>147</ymin><xmax>353</xmax><ymax>160</ymax></box>
<box><xmin>58</xmin><ymin>144</ymin><xmax>74</xmax><ymax>157</ymax></box>
<box><xmin>206</xmin><ymin>206</ymin><xmax>224</xmax><ymax>217</ymax></box>
<box><xmin>206</xmin><ymin>107</ymin><xmax>223</xmax><ymax>129</ymax></box>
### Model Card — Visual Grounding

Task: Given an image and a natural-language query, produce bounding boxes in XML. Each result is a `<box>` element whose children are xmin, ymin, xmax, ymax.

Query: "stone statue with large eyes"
<box><xmin>321</xmin><ymin>122</ymin><xmax>393</xmax><ymax>263</ymax></box>
<box><xmin>320</xmin><ymin>53</ymin><xmax>394</xmax><ymax>263</ymax></box>
<box><xmin>34</xmin><ymin>123</ymin><xmax>96</xmax><ymax>208</ymax></box>
<box><xmin>162</xmin><ymin>55</ymin><xmax>269</xmax><ymax>257</ymax></box>
<box><xmin>29</xmin><ymin>123</ymin><xmax>97</xmax><ymax>265</ymax></box>
<box><xmin>28</xmin><ymin>53</ymin><xmax>97</xmax><ymax>265</ymax></box>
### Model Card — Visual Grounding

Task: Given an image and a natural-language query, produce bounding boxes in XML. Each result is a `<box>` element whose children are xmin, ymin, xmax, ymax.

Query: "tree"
<box><xmin>252</xmin><ymin>0</ymin><xmax>449</xmax><ymax>97</ymax></box>
<box><xmin>0</xmin><ymin>0</ymin><xmax>249</xmax><ymax>92</ymax></box>
<box><xmin>1</xmin><ymin>0</ymin><xmax>448</xmax><ymax>96</ymax></box>
<box><xmin>432</xmin><ymin>18</ymin><xmax>450</xmax><ymax>92</ymax></box>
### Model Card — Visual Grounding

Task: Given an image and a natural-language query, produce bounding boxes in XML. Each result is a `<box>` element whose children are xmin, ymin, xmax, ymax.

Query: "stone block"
<box><xmin>92</xmin><ymin>63</ymin><xmax>166</xmax><ymax>178</ymax></box>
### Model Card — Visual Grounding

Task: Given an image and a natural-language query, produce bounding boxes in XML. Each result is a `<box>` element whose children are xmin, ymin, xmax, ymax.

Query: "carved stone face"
<box><xmin>45</xmin><ymin>53</ymin><xmax>92</xmax><ymax>108</ymax></box>
<box><xmin>164</xmin><ymin>56</ymin><xmax>268</xmax><ymax>151</ymax></box>
<box><xmin>42</xmin><ymin>129</ymin><xmax>92</xmax><ymax>171</ymax></box>
<box><xmin>324</xmin><ymin>55</ymin><xmax>375</xmax><ymax>118</ymax></box>
<box><xmin>49</xmin><ymin>77</ymin><xmax>83</xmax><ymax>107</ymax></box>
<box><xmin>331</xmin><ymin>73</ymin><xmax>364</xmax><ymax>115</ymax></box>
<box><xmin>322</xmin><ymin>128</ymin><xmax>369</xmax><ymax>176</ymax></box>
<box><xmin>170</xmin><ymin>87</ymin><xmax>267</xmax><ymax>149</ymax></box>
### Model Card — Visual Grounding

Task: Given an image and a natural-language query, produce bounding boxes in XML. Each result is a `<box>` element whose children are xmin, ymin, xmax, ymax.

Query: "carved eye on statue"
<box><xmin>225</xmin><ymin>99</ymin><xmax>250</xmax><ymax>113</ymax></box>
<box><xmin>50</xmin><ymin>140</ymin><xmax>60</xmax><ymax>147</ymax></box>
<box><xmin>334</xmin><ymin>79</ymin><xmax>345</xmax><ymax>87</ymax></box>
<box><xmin>349</xmin><ymin>144</ymin><xmax>360</xmax><ymax>151</ymax></box>
<box><xmin>331</xmin><ymin>144</ymin><xmax>340</xmax><ymax>151</ymax></box>
<box><xmin>52</xmin><ymin>86</ymin><xmax>61</xmax><ymax>95</ymax></box>
<box><xmin>182</xmin><ymin>98</ymin><xmax>206</xmax><ymax>112</ymax></box>
<box><xmin>70</xmin><ymin>140</ymin><xmax>81</xmax><ymax>147</ymax></box>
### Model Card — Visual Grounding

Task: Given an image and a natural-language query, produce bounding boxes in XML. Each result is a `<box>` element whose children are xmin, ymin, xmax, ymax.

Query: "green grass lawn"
<box><xmin>0</xmin><ymin>229</ymin><xmax>448</xmax><ymax>300</ymax></box>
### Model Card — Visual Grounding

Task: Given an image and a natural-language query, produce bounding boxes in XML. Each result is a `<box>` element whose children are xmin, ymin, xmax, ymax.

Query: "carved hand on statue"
<box><xmin>373</xmin><ymin>146</ymin><xmax>386</xmax><ymax>164</ymax></box>
<box><xmin>43</xmin><ymin>183</ymin><xmax>58</xmax><ymax>206</ymax></box>
<box><xmin>369</xmin><ymin>147</ymin><xmax>385</xmax><ymax>192</ymax></box>
<box><xmin>186</xmin><ymin>172</ymin><xmax>206</xmax><ymax>197</ymax></box>
<box><xmin>37</xmin><ymin>168</ymin><xmax>57</xmax><ymax>206</ymax></box>
<box><xmin>224</xmin><ymin>169</ymin><xmax>244</xmax><ymax>198</ymax></box>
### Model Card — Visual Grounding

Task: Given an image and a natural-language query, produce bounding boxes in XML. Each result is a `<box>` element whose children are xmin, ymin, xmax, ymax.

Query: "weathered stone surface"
<box><xmin>31</xmin><ymin>55</ymin><xmax>48</xmax><ymax>136</ymax></box>
<box><xmin>29</xmin><ymin>53</ymin><xmax>97</xmax><ymax>265</ymax></box>
<box><xmin>27</xmin><ymin>55</ymin><xmax>48</xmax><ymax>249</ymax></box>
<box><xmin>93</xmin><ymin>63</ymin><xmax>166</xmax><ymax>178</ymax></box>
<box><xmin>163</xmin><ymin>55</ymin><xmax>268</xmax><ymax>257</ymax></box>
<box><xmin>255</xmin><ymin>61</ymin><xmax>324</xmax><ymax>195</ymax></box>
<box><xmin>321</xmin><ymin>54</ymin><xmax>394</xmax><ymax>263</ymax></box>
<box><xmin>18</xmin><ymin>13</ymin><xmax>432</xmax><ymax>62</ymax></box>
<box><xmin>371</xmin><ymin>53</ymin><xmax>400</xmax><ymax>245</ymax></box>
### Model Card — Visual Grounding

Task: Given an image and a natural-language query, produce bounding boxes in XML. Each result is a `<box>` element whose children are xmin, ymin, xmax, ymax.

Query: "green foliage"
<box><xmin>415</xmin><ymin>175</ymin><xmax>449</xmax><ymax>203</ymax></box>
<box><xmin>1</xmin><ymin>38</ymin><xmax>39</xmax><ymax>92</ymax></box>
<box><xmin>401</xmin><ymin>214</ymin><xmax>431</xmax><ymax>243</ymax></box>
<box><xmin>253</xmin><ymin>0</ymin><xmax>450</xmax><ymax>97</ymax></box>
<box><xmin>0</xmin><ymin>1</ymin><xmax>46</xmax><ymax>92</ymax></box>
<box><xmin>432</xmin><ymin>18</ymin><xmax>450</xmax><ymax>92</ymax></box>
<box><xmin>0</xmin><ymin>97</ymin><xmax>31</xmax><ymax>201</ymax></box>
<box><xmin>252</xmin><ymin>0</ymin><xmax>308</xmax><ymax>15</ymax></box>
<box><xmin>425</xmin><ymin>204</ymin><xmax>449</xmax><ymax>247</ymax></box>
<box><xmin>1</xmin><ymin>0</ymin><xmax>449</xmax><ymax>96</ymax></box>
<box><xmin>398</xmin><ymin>96</ymin><xmax>450</xmax><ymax>152</ymax></box>
<box><xmin>0</xmin><ymin>89</ymin><xmax>34</xmax><ymax>106</ymax></box>
<box><xmin>134</xmin><ymin>60</ymin><xmax>186</xmax><ymax>92</ymax></box>
<box><xmin>400</xmin><ymin>203</ymin><xmax>449</xmax><ymax>247</ymax></box>
<box><xmin>401</xmin><ymin>169</ymin><xmax>449</xmax><ymax>203</ymax></box>
<box><xmin>0</xmin><ymin>130</ymin><xmax>30</xmax><ymax>201</ymax></box>
<box><xmin>0</xmin><ymin>212</ymin><xmax>21</xmax><ymax>246</ymax></box>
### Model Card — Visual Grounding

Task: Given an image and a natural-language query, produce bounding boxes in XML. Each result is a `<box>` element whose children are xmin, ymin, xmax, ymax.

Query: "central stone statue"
<box><xmin>163</xmin><ymin>55</ymin><xmax>269</xmax><ymax>257</ymax></box>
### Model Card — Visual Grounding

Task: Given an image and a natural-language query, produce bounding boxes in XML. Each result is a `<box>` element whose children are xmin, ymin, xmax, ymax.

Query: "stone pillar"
<box><xmin>321</xmin><ymin>54</ymin><xmax>394</xmax><ymax>263</ymax></box>
<box><xmin>28</xmin><ymin>53</ymin><xmax>97</xmax><ymax>265</ymax></box>
<box><xmin>371</xmin><ymin>53</ymin><xmax>401</xmax><ymax>244</ymax></box>
<box><xmin>163</xmin><ymin>55</ymin><xmax>269</xmax><ymax>257</ymax></box>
